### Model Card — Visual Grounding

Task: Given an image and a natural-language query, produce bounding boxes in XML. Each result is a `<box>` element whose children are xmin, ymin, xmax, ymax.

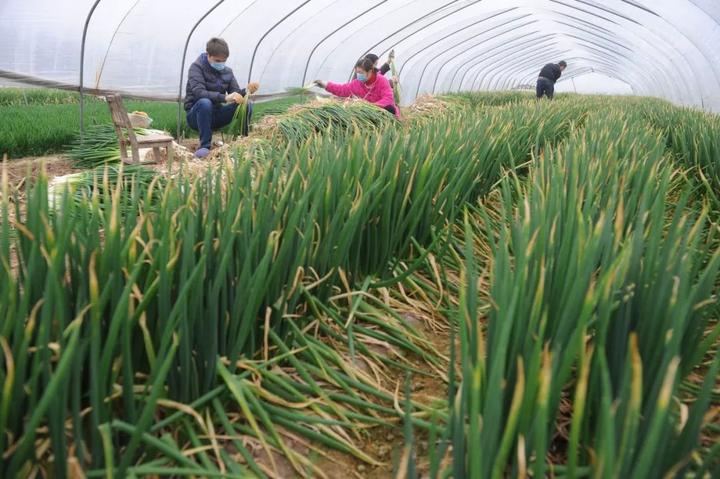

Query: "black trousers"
<box><xmin>536</xmin><ymin>77</ymin><xmax>555</xmax><ymax>99</ymax></box>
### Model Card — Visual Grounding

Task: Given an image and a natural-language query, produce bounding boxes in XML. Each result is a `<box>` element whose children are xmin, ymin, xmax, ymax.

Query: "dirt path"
<box><xmin>2</xmin><ymin>154</ymin><xmax>74</xmax><ymax>191</ymax></box>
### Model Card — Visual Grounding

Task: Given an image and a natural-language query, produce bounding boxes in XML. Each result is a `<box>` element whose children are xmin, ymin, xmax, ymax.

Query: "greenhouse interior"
<box><xmin>0</xmin><ymin>0</ymin><xmax>719</xmax><ymax>477</ymax></box>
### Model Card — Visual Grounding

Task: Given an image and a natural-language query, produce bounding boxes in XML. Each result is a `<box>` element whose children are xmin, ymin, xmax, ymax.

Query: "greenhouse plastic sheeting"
<box><xmin>1</xmin><ymin>0</ymin><xmax>719</xmax><ymax>110</ymax></box>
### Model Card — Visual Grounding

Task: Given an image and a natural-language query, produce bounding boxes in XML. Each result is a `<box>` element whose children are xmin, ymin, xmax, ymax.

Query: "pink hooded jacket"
<box><xmin>325</xmin><ymin>73</ymin><xmax>400</xmax><ymax>118</ymax></box>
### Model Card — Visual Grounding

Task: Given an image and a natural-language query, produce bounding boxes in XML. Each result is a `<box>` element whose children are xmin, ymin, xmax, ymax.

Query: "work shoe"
<box><xmin>195</xmin><ymin>147</ymin><xmax>210</xmax><ymax>158</ymax></box>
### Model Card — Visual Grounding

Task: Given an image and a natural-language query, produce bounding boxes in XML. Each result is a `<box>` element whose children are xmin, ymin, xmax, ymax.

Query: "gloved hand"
<box><xmin>247</xmin><ymin>82</ymin><xmax>260</xmax><ymax>94</ymax></box>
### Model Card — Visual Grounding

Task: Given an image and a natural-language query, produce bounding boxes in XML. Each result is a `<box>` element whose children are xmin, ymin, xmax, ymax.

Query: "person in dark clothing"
<box><xmin>185</xmin><ymin>37</ymin><xmax>260</xmax><ymax>158</ymax></box>
<box><xmin>365</xmin><ymin>53</ymin><xmax>392</xmax><ymax>76</ymax></box>
<box><xmin>365</xmin><ymin>51</ymin><xmax>398</xmax><ymax>87</ymax></box>
<box><xmin>536</xmin><ymin>60</ymin><xmax>567</xmax><ymax>100</ymax></box>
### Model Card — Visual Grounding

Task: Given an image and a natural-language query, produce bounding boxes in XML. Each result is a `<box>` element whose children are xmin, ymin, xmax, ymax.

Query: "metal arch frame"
<box><xmin>307</xmin><ymin>0</ymin><xmax>717</xmax><ymax>99</ymax></box>
<box><xmin>553</xmin><ymin>66</ymin><xmax>635</xmax><ymax>92</ymax></box>
<box><xmin>550</xmin><ymin>0</ymin><xmax>623</xmax><ymax>26</ymax></box>
<box><xmin>447</xmin><ymin>30</ymin><xmax>554</xmax><ymax>91</ymax></box>
<box><xmin>395</xmin><ymin>13</ymin><xmax>536</xmax><ymax>99</ymax></box>
<box><xmin>547</xmin><ymin>5</ymin><xmax>692</xmax><ymax>97</ymax></box>
<box><xmin>479</xmin><ymin>46</ymin><xmax>567</xmax><ymax>91</ymax></box>
<box><xmin>300</xmin><ymin>0</ymin><xmax>389</xmax><ymax>85</ymax></box>
<box><xmin>564</xmin><ymin>35</ymin><xmax>677</xmax><ymax>97</ymax></box>
<box><xmin>652</xmin><ymin>12</ymin><xmax>720</xmax><ymax>92</ymax></box>
<box><xmin>395</xmin><ymin>7</ymin><xmax>519</xmax><ymax>78</ymax></box>
<box><xmin>415</xmin><ymin>14</ymin><xmax>539</xmax><ymax>97</ymax></box>
<box><xmin>78</xmin><ymin>0</ymin><xmax>720</xmax><ymax>118</ymax></box>
<box><xmin>496</xmin><ymin>49</ymin><xmax>579</xmax><ymax>90</ymax></box>
<box><xmin>433</xmin><ymin>34</ymin><xmax>554</xmax><ymax>91</ymax></box>
<box><xmin>620</xmin><ymin>0</ymin><xmax>660</xmax><ymax>17</ymax></box>
<box><xmin>532</xmin><ymin>53</ymin><xmax>659</xmax><ymax>96</ymax></box>
<box><xmin>563</xmin><ymin>56</ymin><xmax>652</xmax><ymax>92</ymax></box>
<box><xmin>568</xmin><ymin>41</ymin><xmax>669</xmax><ymax>96</ymax></box>
<box><xmin>176</xmin><ymin>0</ymin><xmax>225</xmax><ymax>140</ymax></box>
<box><xmin>258</xmin><ymin>0</ymin><xmax>348</xmax><ymax>83</ymax></box>
<box><xmin>556</xmin><ymin>11</ymin><xmax>616</xmax><ymax>35</ymax></box>
<box><xmin>447</xmin><ymin>33</ymin><xmax>554</xmax><ymax>92</ymax></box>
<box><xmin>551</xmin><ymin>3</ymin><xmax>707</xmax><ymax>90</ymax></box>
<box><xmin>550</xmin><ymin>4</ymin><xmax>679</xmax><ymax>78</ymax></box>
<box><xmin>247</xmin><ymin>0</ymin><xmax>312</xmax><ymax>83</ymax></box>
<box><xmin>311</xmin><ymin>0</ymin><xmax>438</xmax><ymax>76</ymax></box>
<box><xmin>410</xmin><ymin>17</ymin><xmax>539</xmax><ymax>96</ymax></box>
<box><xmin>687</xmin><ymin>0</ymin><xmax>720</xmax><ymax>22</ymax></box>
<box><xmin>487</xmin><ymin>48</ymin><xmax>572</xmax><ymax>91</ymax></box>
<box><xmin>562</xmin><ymin>50</ymin><xmax>661</xmax><ymax>95</ymax></box>
<box><xmin>541</xmin><ymin>66</ymin><xmax>594</xmax><ymax>89</ymax></box>
<box><xmin>564</xmin><ymin>66</ymin><xmax>637</xmax><ymax>94</ymax></box>
<box><xmin>561</xmin><ymin>33</ymin><xmax>689</xmax><ymax>100</ymax></box>
<box><xmin>515</xmin><ymin>58</ymin><xmax>631</xmax><ymax>93</ymax></box>
<box><xmin>428</xmin><ymin>14</ymin><xmax>539</xmax><ymax>94</ymax></box>
<box><xmin>79</xmin><ymin>0</ymin><xmax>103</xmax><ymax>135</ymax></box>
<box><xmin>550</xmin><ymin>0</ymin><xmax>719</xmax><ymax>101</ymax></box>
<box><xmin>546</xmin><ymin>57</ymin><xmax>641</xmax><ymax>91</ymax></box>
<box><xmin>472</xmin><ymin>42</ymin><xmax>562</xmax><ymax>91</ymax></box>
<box><xmin>555</xmin><ymin>68</ymin><xmax>594</xmax><ymax>87</ymax></box>
<box><xmin>519</xmin><ymin>60</ymin><xmax>639</xmax><ymax>95</ymax></box>
<box><xmin>554</xmin><ymin>21</ymin><xmax>632</xmax><ymax>53</ymax></box>
<box><xmin>554</xmin><ymin>23</ymin><xmax>690</xmax><ymax>94</ymax></box>
<box><xmin>218</xmin><ymin>0</ymin><xmax>259</xmax><ymax>35</ymax></box>
<box><xmin>530</xmin><ymin>59</ymin><xmax>603</xmax><ymax>82</ymax></box>
<box><xmin>460</xmin><ymin>34</ymin><xmax>559</xmax><ymax>90</ymax></box>
<box><xmin>551</xmin><ymin>7</ymin><xmax>683</xmax><ymax>80</ymax></box>
<box><xmin>511</xmin><ymin>52</ymin><xmax>648</xmax><ymax>93</ymax></box>
<box><xmin>347</xmin><ymin>0</ymin><xmax>474</xmax><ymax>81</ymax></box>
<box><xmin>499</xmin><ymin>55</ymin><xmax>585</xmax><ymax>90</ymax></box>
<box><xmin>571</xmin><ymin>0</ymin><xmax>643</xmax><ymax>26</ymax></box>
<box><xmin>476</xmin><ymin>43</ymin><xmax>564</xmax><ymax>91</ymax></box>
<box><xmin>490</xmin><ymin>48</ymin><xmax>574</xmax><ymax>90</ymax></box>
<box><xmin>545</xmin><ymin>31</ymin><xmax>672</xmax><ymax>97</ymax></box>
<box><xmin>95</xmin><ymin>0</ymin><xmax>141</xmax><ymax>91</ymax></box>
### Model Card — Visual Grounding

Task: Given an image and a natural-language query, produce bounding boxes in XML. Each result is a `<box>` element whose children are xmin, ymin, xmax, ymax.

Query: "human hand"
<box><xmin>313</xmin><ymin>80</ymin><xmax>327</xmax><ymax>89</ymax></box>
<box><xmin>392</xmin><ymin>75</ymin><xmax>399</xmax><ymax>83</ymax></box>
<box><xmin>226</xmin><ymin>92</ymin><xmax>244</xmax><ymax>104</ymax></box>
<box><xmin>247</xmin><ymin>82</ymin><xmax>260</xmax><ymax>94</ymax></box>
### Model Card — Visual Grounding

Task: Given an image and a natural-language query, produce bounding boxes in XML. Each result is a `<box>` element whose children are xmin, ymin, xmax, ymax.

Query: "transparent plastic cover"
<box><xmin>0</xmin><ymin>0</ymin><xmax>718</xmax><ymax>110</ymax></box>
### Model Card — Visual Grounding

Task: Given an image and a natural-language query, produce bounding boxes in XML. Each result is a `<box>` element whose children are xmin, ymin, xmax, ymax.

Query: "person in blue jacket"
<box><xmin>184</xmin><ymin>37</ymin><xmax>260</xmax><ymax>158</ymax></box>
<box><xmin>536</xmin><ymin>60</ymin><xmax>567</xmax><ymax>100</ymax></box>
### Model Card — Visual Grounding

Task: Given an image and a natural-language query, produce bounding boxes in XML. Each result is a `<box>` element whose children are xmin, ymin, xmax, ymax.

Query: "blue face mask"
<box><xmin>211</xmin><ymin>62</ymin><xmax>226</xmax><ymax>71</ymax></box>
<box><xmin>356</xmin><ymin>73</ymin><xmax>368</xmax><ymax>82</ymax></box>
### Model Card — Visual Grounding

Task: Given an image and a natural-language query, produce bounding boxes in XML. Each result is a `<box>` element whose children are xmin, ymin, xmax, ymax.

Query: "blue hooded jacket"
<box><xmin>184</xmin><ymin>53</ymin><xmax>246</xmax><ymax>111</ymax></box>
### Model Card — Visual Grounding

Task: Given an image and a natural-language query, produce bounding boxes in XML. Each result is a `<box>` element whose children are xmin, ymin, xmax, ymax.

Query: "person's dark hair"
<box><xmin>365</xmin><ymin>53</ymin><xmax>379</xmax><ymax>63</ymax></box>
<box><xmin>207</xmin><ymin>38</ymin><xmax>230</xmax><ymax>58</ymax></box>
<box><xmin>356</xmin><ymin>57</ymin><xmax>375</xmax><ymax>72</ymax></box>
<box><xmin>558</xmin><ymin>60</ymin><xmax>567</xmax><ymax>67</ymax></box>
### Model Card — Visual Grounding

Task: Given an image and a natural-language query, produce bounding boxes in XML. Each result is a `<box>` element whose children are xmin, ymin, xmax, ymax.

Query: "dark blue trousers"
<box><xmin>186</xmin><ymin>98</ymin><xmax>253</xmax><ymax>149</ymax></box>
<box><xmin>536</xmin><ymin>77</ymin><xmax>555</xmax><ymax>99</ymax></box>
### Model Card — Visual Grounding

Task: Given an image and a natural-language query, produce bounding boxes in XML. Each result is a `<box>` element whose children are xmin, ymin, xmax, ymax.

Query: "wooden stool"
<box><xmin>106</xmin><ymin>94</ymin><xmax>174</xmax><ymax>166</ymax></box>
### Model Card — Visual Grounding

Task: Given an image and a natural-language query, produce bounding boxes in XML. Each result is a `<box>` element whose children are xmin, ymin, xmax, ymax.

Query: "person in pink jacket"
<box><xmin>314</xmin><ymin>57</ymin><xmax>400</xmax><ymax>118</ymax></box>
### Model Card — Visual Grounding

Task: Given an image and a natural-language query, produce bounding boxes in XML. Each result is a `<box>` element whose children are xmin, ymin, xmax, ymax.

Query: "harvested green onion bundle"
<box><xmin>389</xmin><ymin>51</ymin><xmax>401</xmax><ymax>106</ymax></box>
<box><xmin>48</xmin><ymin>163</ymin><xmax>163</xmax><ymax>215</ymax></box>
<box><xmin>284</xmin><ymin>83</ymin><xmax>318</xmax><ymax>97</ymax></box>
<box><xmin>227</xmin><ymin>93</ymin><xmax>251</xmax><ymax>139</ymax></box>
<box><xmin>263</xmin><ymin>99</ymin><xmax>397</xmax><ymax>144</ymax></box>
<box><xmin>66</xmin><ymin>123</ymin><xmax>151</xmax><ymax>168</ymax></box>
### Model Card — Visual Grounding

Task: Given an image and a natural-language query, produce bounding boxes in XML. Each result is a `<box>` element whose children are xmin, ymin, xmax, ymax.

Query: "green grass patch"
<box><xmin>0</xmin><ymin>88</ymin><xmax>307</xmax><ymax>159</ymax></box>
